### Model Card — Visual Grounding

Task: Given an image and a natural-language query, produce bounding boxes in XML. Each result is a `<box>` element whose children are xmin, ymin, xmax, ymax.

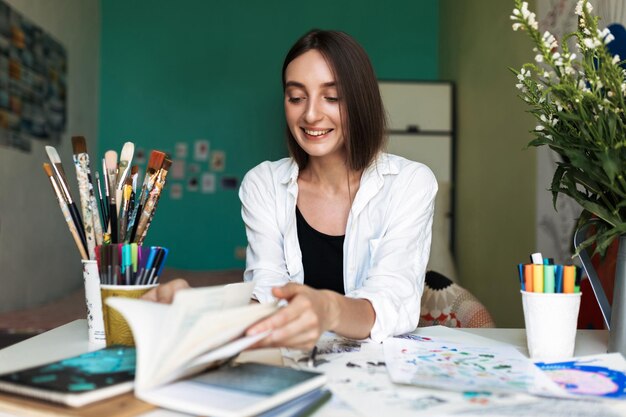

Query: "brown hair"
<box><xmin>282</xmin><ymin>29</ymin><xmax>386</xmax><ymax>171</ymax></box>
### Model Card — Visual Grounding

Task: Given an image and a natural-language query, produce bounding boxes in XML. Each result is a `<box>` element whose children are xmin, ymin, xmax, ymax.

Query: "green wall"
<box><xmin>439</xmin><ymin>0</ymin><xmax>536</xmax><ymax>327</ymax></box>
<box><xmin>100</xmin><ymin>0</ymin><xmax>439</xmax><ymax>270</ymax></box>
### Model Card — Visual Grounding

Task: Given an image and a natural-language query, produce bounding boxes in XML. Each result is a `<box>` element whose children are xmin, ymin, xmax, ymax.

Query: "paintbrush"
<box><xmin>115</xmin><ymin>142</ymin><xmax>135</xmax><ymax>216</ymax></box>
<box><xmin>135</xmin><ymin>158</ymin><xmax>171</xmax><ymax>245</ymax></box>
<box><xmin>95</xmin><ymin>171</ymin><xmax>107</xmax><ymax>231</ymax></box>
<box><xmin>71</xmin><ymin>136</ymin><xmax>104</xmax><ymax>257</ymax></box>
<box><xmin>129</xmin><ymin>151</ymin><xmax>165</xmax><ymax>242</ymax></box>
<box><xmin>104</xmin><ymin>150</ymin><xmax>119</xmax><ymax>243</ymax></box>
<box><xmin>45</xmin><ymin>146</ymin><xmax>88</xmax><ymax>252</ymax></box>
<box><xmin>127</xmin><ymin>166</ymin><xmax>139</xmax><ymax>238</ymax></box>
<box><xmin>118</xmin><ymin>179</ymin><xmax>133</xmax><ymax>243</ymax></box>
<box><xmin>43</xmin><ymin>163</ymin><xmax>88</xmax><ymax>260</ymax></box>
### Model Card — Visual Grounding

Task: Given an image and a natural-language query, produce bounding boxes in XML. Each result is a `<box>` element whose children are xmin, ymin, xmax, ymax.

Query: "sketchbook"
<box><xmin>0</xmin><ymin>346</ymin><xmax>136</xmax><ymax>408</ymax></box>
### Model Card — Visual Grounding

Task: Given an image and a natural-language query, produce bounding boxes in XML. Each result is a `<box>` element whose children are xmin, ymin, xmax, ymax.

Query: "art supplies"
<box><xmin>516</xmin><ymin>253</ymin><xmax>581</xmax><ymax>294</ymax></box>
<box><xmin>45</xmin><ymin>146</ymin><xmax>88</xmax><ymax>255</ymax></box>
<box><xmin>43</xmin><ymin>141</ymin><xmax>170</xmax><ymax>254</ymax></box>
<box><xmin>95</xmin><ymin>244</ymin><xmax>168</xmax><ymax>285</ymax></box>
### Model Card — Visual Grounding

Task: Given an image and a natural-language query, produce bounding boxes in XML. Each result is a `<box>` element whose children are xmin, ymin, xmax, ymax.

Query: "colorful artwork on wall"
<box><xmin>0</xmin><ymin>0</ymin><xmax>67</xmax><ymax>153</ymax></box>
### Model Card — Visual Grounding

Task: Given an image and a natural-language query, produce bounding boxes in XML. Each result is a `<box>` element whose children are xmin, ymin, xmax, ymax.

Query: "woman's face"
<box><xmin>284</xmin><ymin>49</ymin><xmax>345</xmax><ymax>161</ymax></box>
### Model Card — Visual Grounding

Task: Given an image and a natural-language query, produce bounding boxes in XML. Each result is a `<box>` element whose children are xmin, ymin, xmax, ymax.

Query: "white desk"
<box><xmin>0</xmin><ymin>321</ymin><xmax>612</xmax><ymax>417</ymax></box>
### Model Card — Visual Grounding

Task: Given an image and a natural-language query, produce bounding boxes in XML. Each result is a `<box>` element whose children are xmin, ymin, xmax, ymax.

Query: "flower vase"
<box><xmin>608</xmin><ymin>234</ymin><xmax>626</xmax><ymax>354</ymax></box>
<box><xmin>575</xmin><ymin>227</ymin><xmax>625</xmax><ymax>354</ymax></box>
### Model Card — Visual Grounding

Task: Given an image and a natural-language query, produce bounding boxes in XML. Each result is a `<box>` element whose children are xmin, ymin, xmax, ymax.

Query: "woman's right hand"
<box><xmin>141</xmin><ymin>278</ymin><xmax>190</xmax><ymax>303</ymax></box>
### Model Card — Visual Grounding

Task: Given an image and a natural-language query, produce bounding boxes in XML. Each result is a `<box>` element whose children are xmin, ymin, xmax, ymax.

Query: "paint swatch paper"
<box><xmin>535</xmin><ymin>353</ymin><xmax>626</xmax><ymax>399</ymax></box>
<box><xmin>383</xmin><ymin>337</ymin><xmax>560</xmax><ymax>395</ymax></box>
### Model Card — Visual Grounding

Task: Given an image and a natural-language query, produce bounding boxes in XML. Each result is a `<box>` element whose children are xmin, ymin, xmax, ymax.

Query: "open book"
<box><xmin>107</xmin><ymin>282</ymin><xmax>327</xmax><ymax>417</ymax></box>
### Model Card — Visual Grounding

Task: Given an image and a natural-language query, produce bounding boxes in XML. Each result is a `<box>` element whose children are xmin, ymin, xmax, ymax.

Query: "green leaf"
<box><xmin>551</xmin><ymin>165</ymin><xmax>566</xmax><ymax>210</ymax></box>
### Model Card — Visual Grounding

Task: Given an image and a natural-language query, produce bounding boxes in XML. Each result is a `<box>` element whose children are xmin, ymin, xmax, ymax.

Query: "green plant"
<box><xmin>511</xmin><ymin>0</ymin><xmax>626</xmax><ymax>255</ymax></box>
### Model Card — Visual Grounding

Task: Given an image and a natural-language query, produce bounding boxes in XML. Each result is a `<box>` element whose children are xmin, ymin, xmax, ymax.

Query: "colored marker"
<box><xmin>524</xmin><ymin>264</ymin><xmax>533</xmax><ymax>293</ymax></box>
<box><xmin>563</xmin><ymin>265</ymin><xmax>575</xmax><ymax>293</ymax></box>
<box><xmin>555</xmin><ymin>264</ymin><xmax>563</xmax><ymax>293</ymax></box>
<box><xmin>544</xmin><ymin>264</ymin><xmax>555</xmax><ymax>293</ymax></box>
<box><xmin>533</xmin><ymin>264</ymin><xmax>544</xmax><ymax>293</ymax></box>
<box><xmin>518</xmin><ymin>264</ymin><xmax>525</xmax><ymax>291</ymax></box>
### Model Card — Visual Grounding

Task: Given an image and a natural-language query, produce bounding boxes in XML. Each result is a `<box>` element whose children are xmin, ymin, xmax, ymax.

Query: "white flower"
<box><xmin>575</xmin><ymin>0</ymin><xmax>586</xmax><ymax>16</ymax></box>
<box><xmin>583</xmin><ymin>37</ymin><xmax>602</xmax><ymax>49</ymax></box>
<box><xmin>536</xmin><ymin>125</ymin><xmax>545</xmax><ymax>131</ymax></box>
<box><xmin>535</xmin><ymin>54</ymin><xmax>544</xmax><ymax>63</ymax></box>
<box><xmin>565</xmin><ymin>65</ymin><xmax>576</xmax><ymax>75</ymax></box>
<box><xmin>578</xmin><ymin>79</ymin><xmax>587</xmax><ymax>90</ymax></box>
<box><xmin>599</xmin><ymin>28</ymin><xmax>615</xmax><ymax>44</ymax></box>
<box><xmin>613</xmin><ymin>55</ymin><xmax>621</xmax><ymax>65</ymax></box>
<box><xmin>512</xmin><ymin>23</ymin><xmax>522</xmax><ymax>31</ymax></box>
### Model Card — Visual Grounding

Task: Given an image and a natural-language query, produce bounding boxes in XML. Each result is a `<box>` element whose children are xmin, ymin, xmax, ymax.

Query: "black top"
<box><xmin>296</xmin><ymin>206</ymin><xmax>345</xmax><ymax>295</ymax></box>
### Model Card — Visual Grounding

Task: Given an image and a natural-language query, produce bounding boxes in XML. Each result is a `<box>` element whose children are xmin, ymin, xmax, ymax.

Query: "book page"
<box><xmin>153</xmin><ymin>282</ymin><xmax>255</xmax><ymax>363</ymax></box>
<box><xmin>104</xmin><ymin>298</ymin><xmax>170</xmax><ymax>389</ymax></box>
<box><xmin>149</xmin><ymin>303</ymin><xmax>276</xmax><ymax>388</ymax></box>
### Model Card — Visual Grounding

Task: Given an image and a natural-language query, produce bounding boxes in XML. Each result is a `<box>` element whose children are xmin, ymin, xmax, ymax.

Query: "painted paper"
<box><xmin>536</xmin><ymin>353</ymin><xmax>626</xmax><ymax>399</ymax></box>
<box><xmin>383</xmin><ymin>337</ymin><xmax>559</xmax><ymax>394</ymax></box>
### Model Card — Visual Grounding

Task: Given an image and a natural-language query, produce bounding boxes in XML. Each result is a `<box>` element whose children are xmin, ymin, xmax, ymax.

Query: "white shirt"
<box><xmin>239</xmin><ymin>153</ymin><xmax>437</xmax><ymax>342</ymax></box>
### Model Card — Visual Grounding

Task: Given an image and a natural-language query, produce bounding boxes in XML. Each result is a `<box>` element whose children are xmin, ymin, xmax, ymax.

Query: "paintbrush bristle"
<box><xmin>45</xmin><ymin>146</ymin><xmax>61</xmax><ymax>164</ymax></box>
<box><xmin>120</xmin><ymin>142</ymin><xmax>135</xmax><ymax>162</ymax></box>
<box><xmin>147</xmin><ymin>151</ymin><xmax>166</xmax><ymax>173</ymax></box>
<box><xmin>105</xmin><ymin>150</ymin><xmax>118</xmax><ymax>171</ymax></box>
<box><xmin>71</xmin><ymin>136</ymin><xmax>87</xmax><ymax>155</ymax></box>
<box><xmin>43</xmin><ymin>163</ymin><xmax>53</xmax><ymax>177</ymax></box>
<box><xmin>131</xmin><ymin>165</ymin><xmax>139</xmax><ymax>175</ymax></box>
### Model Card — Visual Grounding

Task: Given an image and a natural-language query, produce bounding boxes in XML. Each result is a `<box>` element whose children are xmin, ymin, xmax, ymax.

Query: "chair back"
<box><xmin>419</xmin><ymin>271</ymin><xmax>495</xmax><ymax>328</ymax></box>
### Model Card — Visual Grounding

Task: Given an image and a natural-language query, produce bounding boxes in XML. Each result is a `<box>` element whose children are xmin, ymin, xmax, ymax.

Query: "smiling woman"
<box><xmin>148</xmin><ymin>29</ymin><xmax>438</xmax><ymax>349</ymax></box>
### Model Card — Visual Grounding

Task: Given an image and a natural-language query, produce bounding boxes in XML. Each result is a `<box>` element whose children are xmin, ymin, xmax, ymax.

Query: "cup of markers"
<box><xmin>517</xmin><ymin>255</ymin><xmax>582</xmax><ymax>361</ymax></box>
<box><xmin>98</xmin><ymin>244</ymin><xmax>169</xmax><ymax>347</ymax></box>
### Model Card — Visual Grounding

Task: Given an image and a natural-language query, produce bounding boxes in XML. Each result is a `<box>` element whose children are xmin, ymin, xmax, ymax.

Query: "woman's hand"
<box><xmin>245</xmin><ymin>283</ymin><xmax>339</xmax><ymax>350</ymax></box>
<box><xmin>141</xmin><ymin>278</ymin><xmax>190</xmax><ymax>303</ymax></box>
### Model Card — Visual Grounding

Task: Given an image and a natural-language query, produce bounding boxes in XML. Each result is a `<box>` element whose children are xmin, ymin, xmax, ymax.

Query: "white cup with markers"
<box><xmin>518</xmin><ymin>260</ymin><xmax>582</xmax><ymax>360</ymax></box>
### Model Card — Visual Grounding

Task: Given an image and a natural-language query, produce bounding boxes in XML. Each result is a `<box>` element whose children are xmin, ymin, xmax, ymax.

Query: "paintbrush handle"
<box><xmin>135</xmin><ymin>177</ymin><xmax>167</xmax><ymax>245</ymax></box>
<box><xmin>109</xmin><ymin>203</ymin><xmax>118</xmax><ymax>243</ymax></box>
<box><xmin>48</xmin><ymin>176</ymin><xmax>88</xmax><ymax>260</ymax></box>
<box><xmin>127</xmin><ymin>202</ymin><xmax>142</xmax><ymax>243</ymax></box>
<box><xmin>60</xmin><ymin>202</ymin><xmax>89</xmax><ymax>260</ymax></box>
<box><xmin>67</xmin><ymin>202</ymin><xmax>88</xmax><ymax>254</ymax></box>
<box><xmin>73</xmin><ymin>155</ymin><xmax>97</xmax><ymax>259</ymax></box>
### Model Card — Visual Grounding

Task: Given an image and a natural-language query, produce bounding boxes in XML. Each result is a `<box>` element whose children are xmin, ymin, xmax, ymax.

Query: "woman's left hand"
<box><xmin>245</xmin><ymin>283</ymin><xmax>338</xmax><ymax>350</ymax></box>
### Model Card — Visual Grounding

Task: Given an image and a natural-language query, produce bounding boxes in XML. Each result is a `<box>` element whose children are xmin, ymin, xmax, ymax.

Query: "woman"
<box><xmin>148</xmin><ymin>29</ymin><xmax>437</xmax><ymax>350</ymax></box>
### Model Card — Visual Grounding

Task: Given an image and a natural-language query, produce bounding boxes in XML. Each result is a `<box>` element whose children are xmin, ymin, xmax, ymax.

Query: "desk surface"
<box><xmin>0</xmin><ymin>322</ymin><xmax>611</xmax><ymax>417</ymax></box>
